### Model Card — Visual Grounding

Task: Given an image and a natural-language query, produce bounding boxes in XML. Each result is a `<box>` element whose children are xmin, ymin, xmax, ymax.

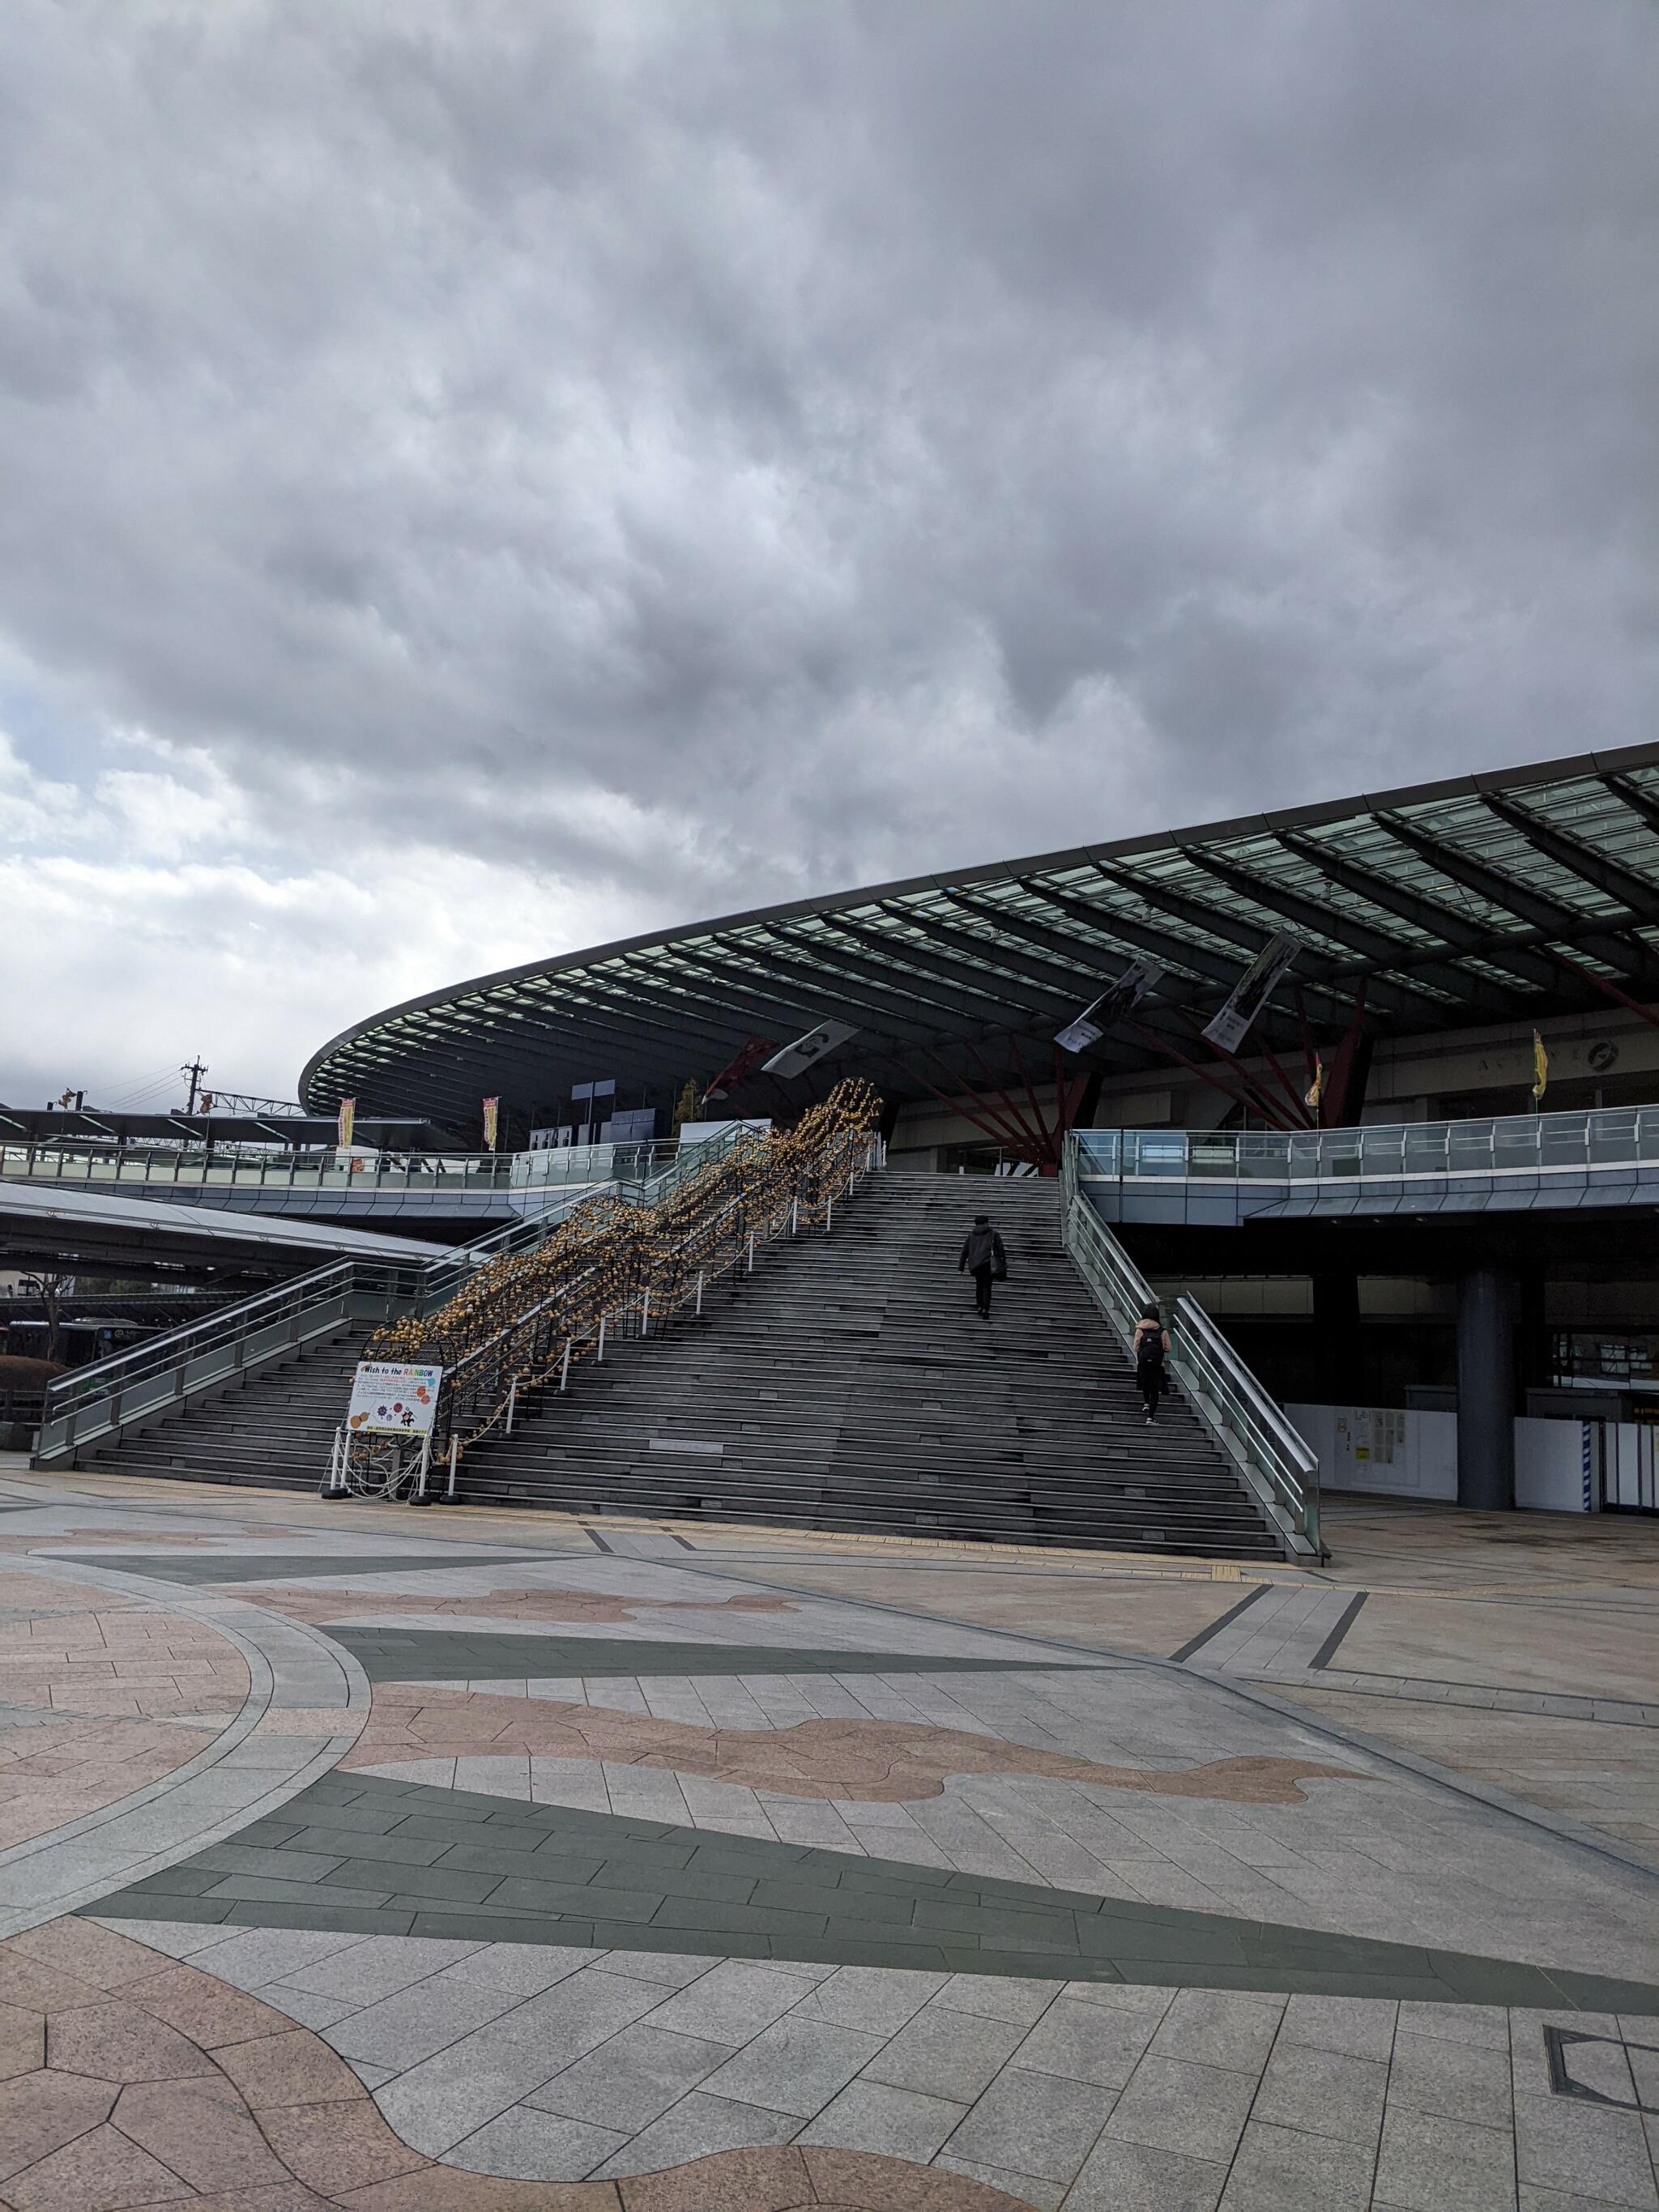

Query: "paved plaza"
<box><xmin>0</xmin><ymin>1460</ymin><xmax>1656</xmax><ymax>2209</ymax></box>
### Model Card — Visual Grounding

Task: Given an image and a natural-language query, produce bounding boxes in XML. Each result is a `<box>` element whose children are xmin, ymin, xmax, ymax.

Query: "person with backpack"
<box><xmin>1133</xmin><ymin>1302</ymin><xmax>1171</xmax><ymax>1421</ymax></box>
<box><xmin>958</xmin><ymin>1213</ymin><xmax>1008</xmax><ymax>1319</ymax></box>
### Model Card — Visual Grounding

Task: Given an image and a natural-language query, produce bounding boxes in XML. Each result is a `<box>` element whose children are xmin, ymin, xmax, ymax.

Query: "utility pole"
<box><xmin>180</xmin><ymin>1059</ymin><xmax>208</xmax><ymax>1114</ymax></box>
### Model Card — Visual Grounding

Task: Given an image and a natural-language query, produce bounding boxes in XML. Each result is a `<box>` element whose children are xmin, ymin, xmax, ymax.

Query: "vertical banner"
<box><xmin>1532</xmin><ymin>1030</ymin><xmax>1549</xmax><ymax>1103</ymax></box>
<box><xmin>336</xmin><ymin>1097</ymin><xmax>356</xmax><ymax>1151</ymax></box>
<box><xmin>481</xmin><ymin>1096</ymin><xmax>500</xmax><ymax>1151</ymax></box>
<box><xmin>1055</xmin><ymin>960</ymin><xmax>1163</xmax><ymax>1054</ymax></box>
<box><xmin>1304</xmin><ymin>1059</ymin><xmax>1324</xmax><ymax>1115</ymax></box>
<box><xmin>1202</xmin><ymin>934</ymin><xmax>1301</xmax><ymax>1055</ymax></box>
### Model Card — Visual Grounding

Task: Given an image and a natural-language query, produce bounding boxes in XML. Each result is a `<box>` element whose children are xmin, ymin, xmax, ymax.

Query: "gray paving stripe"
<box><xmin>77</xmin><ymin>1771</ymin><xmax>1659</xmax><ymax>2016</ymax></box>
<box><xmin>328</xmin><ymin>1627</ymin><xmax>1110</xmax><ymax>1683</ymax></box>
<box><xmin>58</xmin><ymin>1551</ymin><xmax>553</xmax><ymax>1586</ymax></box>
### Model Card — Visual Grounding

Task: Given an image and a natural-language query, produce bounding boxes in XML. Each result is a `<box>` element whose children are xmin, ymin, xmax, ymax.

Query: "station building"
<box><xmin>296</xmin><ymin>744</ymin><xmax>1659</xmax><ymax>1523</ymax></box>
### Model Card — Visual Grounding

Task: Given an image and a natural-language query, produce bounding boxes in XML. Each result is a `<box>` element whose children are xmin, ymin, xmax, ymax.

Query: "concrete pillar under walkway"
<box><xmin>1457</xmin><ymin>1264</ymin><xmax>1516</xmax><ymax>1510</ymax></box>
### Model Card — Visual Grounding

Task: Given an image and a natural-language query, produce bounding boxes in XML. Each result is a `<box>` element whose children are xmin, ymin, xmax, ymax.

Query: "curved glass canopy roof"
<box><xmin>301</xmin><ymin>744</ymin><xmax>1659</xmax><ymax>1135</ymax></box>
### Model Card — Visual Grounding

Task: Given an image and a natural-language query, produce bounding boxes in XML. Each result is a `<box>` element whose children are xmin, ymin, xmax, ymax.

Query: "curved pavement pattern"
<box><xmin>0</xmin><ymin>1473</ymin><xmax>1655</xmax><ymax>2209</ymax></box>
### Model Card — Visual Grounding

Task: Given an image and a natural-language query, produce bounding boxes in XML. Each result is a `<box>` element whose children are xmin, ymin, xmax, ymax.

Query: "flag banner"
<box><xmin>1533</xmin><ymin>1030</ymin><xmax>1550</xmax><ymax>1102</ymax></box>
<box><xmin>1203</xmin><ymin>934</ymin><xmax>1302</xmax><ymax>1055</ymax></box>
<box><xmin>763</xmin><ymin>1020</ymin><xmax>860</xmax><ymax>1079</ymax></box>
<box><xmin>1056</xmin><ymin>959</ymin><xmax>1163</xmax><ymax>1054</ymax></box>
<box><xmin>336</xmin><ymin>1097</ymin><xmax>355</xmax><ymax>1151</ymax></box>
<box><xmin>346</xmin><ymin>1361</ymin><xmax>442</xmax><ymax>1437</ymax></box>
<box><xmin>1304</xmin><ymin>1059</ymin><xmax>1325</xmax><ymax>1112</ymax></box>
<box><xmin>481</xmin><ymin>1096</ymin><xmax>500</xmax><ymax>1150</ymax></box>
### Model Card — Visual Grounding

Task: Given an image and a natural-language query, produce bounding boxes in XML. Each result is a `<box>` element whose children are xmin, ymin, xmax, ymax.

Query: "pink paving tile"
<box><xmin>112</xmin><ymin>2076</ymin><xmax>293</xmax><ymax>2193</ymax></box>
<box><xmin>0</xmin><ymin>2073</ymin><xmax>119</xmax><ymax>2187</ymax></box>
<box><xmin>5</xmin><ymin>2119</ymin><xmax>190</xmax><ymax>2211</ymax></box>
<box><xmin>122</xmin><ymin>1966</ymin><xmax>304</xmax><ymax>2053</ymax></box>
<box><xmin>46</xmin><ymin>2001</ymin><xmax>217</xmax><ymax>2084</ymax></box>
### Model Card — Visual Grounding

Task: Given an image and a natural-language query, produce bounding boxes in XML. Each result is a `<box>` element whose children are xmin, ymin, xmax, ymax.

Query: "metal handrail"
<box><xmin>1060</xmin><ymin>1136</ymin><xmax>1320</xmax><ymax>1559</ymax></box>
<box><xmin>421</xmin><ymin>1126</ymin><xmax>881</xmax><ymax>1477</ymax></box>
<box><xmin>1073</xmin><ymin>1102</ymin><xmax>1659</xmax><ymax>1188</ymax></box>
<box><xmin>33</xmin><ymin>1125</ymin><xmax>760</xmax><ymax>1468</ymax></box>
<box><xmin>0</xmin><ymin>1138</ymin><xmax>676</xmax><ymax>1192</ymax></box>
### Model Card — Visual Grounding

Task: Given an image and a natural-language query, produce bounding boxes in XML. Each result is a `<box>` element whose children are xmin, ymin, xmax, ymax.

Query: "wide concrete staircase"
<box><xmin>87</xmin><ymin>1170</ymin><xmax>1280</xmax><ymax>1557</ymax></box>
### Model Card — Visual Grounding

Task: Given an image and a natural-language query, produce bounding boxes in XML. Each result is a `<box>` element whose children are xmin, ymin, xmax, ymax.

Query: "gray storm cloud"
<box><xmin>1</xmin><ymin>0</ymin><xmax>1656</xmax><ymax>1097</ymax></box>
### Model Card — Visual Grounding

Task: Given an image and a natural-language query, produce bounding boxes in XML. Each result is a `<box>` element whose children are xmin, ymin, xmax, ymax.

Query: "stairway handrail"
<box><xmin>32</xmin><ymin>1166</ymin><xmax>637</xmax><ymax>1464</ymax></box>
<box><xmin>410</xmin><ymin>1106</ymin><xmax>883</xmax><ymax>1477</ymax></box>
<box><xmin>1060</xmin><ymin>1135</ymin><xmax>1321</xmax><ymax>1559</ymax></box>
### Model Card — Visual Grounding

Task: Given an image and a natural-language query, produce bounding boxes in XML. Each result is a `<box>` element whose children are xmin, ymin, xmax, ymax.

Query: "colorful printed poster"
<box><xmin>337</xmin><ymin>1097</ymin><xmax>356</xmax><ymax>1150</ymax></box>
<box><xmin>345</xmin><ymin>1362</ymin><xmax>442</xmax><ymax>1436</ymax></box>
<box><xmin>481</xmin><ymin>1097</ymin><xmax>500</xmax><ymax>1150</ymax></box>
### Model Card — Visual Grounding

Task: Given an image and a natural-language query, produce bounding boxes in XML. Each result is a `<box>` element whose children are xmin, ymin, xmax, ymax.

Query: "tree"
<box><xmin>21</xmin><ymin>1272</ymin><xmax>71</xmax><ymax>1366</ymax></box>
<box><xmin>671</xmin><ymin>1080</ymin><xmax>703</xmax><ymax>1140</ymax></box>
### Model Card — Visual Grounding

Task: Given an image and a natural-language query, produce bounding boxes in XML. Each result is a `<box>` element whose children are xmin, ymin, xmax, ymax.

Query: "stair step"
<box><xmin>81</xmin><ymin>1173</ymin><xmax>1290</xmax><ymax>1559</ymax></box>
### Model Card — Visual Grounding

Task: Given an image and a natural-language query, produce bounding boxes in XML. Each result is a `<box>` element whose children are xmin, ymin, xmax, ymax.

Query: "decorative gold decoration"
<box><xmin>369</xmin><ymin>1078</ymin><xmax>881</xmax><ymax>1464</ymax></box>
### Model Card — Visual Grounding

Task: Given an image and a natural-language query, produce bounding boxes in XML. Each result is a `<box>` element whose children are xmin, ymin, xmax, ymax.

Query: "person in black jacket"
<box><xmin>1133</xmin><ymin>1302</ymin><xmax>1171</xmax><ymax>1421</ymax></box>
<box><xmin>959</xmin><ymin>1213</ymin><xmax>1007</xmax><ymax>1319</ymax></box>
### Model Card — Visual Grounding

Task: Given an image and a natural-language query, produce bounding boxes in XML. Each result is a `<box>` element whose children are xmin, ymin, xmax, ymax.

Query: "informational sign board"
<box><xmin>763</xmin><ymin>1021</ymin><xmax>859</xmax><ymax>1079</ymax></box>
<box><xmin>1055</xmin><ymin>960</ymin><xmax>1163</xmax><ymax>1055</ymax></box>
<box><xmin>1202</xmin><ymin>934</ymin><xmax>1301</xmax><ymax>1055</ymax></box>
<box><xmin>346</xmin><ymin>1362</ymin><xmax>442</xmax><ymax>1436</ymax></box>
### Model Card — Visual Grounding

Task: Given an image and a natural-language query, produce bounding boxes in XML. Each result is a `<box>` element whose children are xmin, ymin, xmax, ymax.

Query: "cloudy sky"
<box><xmin>2</xmin><ymin>0</ymin><xmax>1656</xmax><ymax>1110</ymax></box>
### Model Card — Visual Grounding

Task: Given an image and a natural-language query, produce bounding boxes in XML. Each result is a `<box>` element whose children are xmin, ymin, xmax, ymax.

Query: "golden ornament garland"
<box><xmin>370</xmin><ymin>1078</ymin><xmax>882</xmax><ymax>1460</ymax></box>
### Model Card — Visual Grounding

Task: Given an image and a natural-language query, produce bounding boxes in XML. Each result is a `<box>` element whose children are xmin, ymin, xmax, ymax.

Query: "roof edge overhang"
<box><xmin>300</xmin><ymin>739</ymin><xmax>1659</xmax><ymax>1109</ymax></box>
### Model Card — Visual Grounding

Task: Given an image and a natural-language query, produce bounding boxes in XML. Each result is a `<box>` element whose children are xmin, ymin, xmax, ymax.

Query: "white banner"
<box><xmin>763</xmin><ymin>1019</ymin><xmax>860</xmax><ymax>1079</ymax></box>
<box><xmin>1055</xmin><ymin>960</ymin><xmax>1163</xmax><ymax>1055</ymax></box>
<box><xmin>346</xmin><ymin>1362</ymin><xmax>443</xmax><ymax>1437</ymax></box>
<box><xmin>1202</xmin><ymin>934</ymin><xmax>1300</xmax><ymax>1055</ymax></box>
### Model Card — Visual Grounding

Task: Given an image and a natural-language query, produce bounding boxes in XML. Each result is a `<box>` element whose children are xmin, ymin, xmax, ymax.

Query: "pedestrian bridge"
<box><xmin>0</xmin><ymin>1138</ymin><xmax>642</xmax><ymax>1226</ymax></box>
<box><xmin>1073</xmin><ymin>1105</ymin><xmax>1659</xmax><ymax>1226</ymax></box>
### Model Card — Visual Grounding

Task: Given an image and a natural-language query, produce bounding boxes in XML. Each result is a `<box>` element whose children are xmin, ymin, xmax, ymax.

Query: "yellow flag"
<box><xmin>1532</xmin><ymin>1031</ymin><xmax>1549</xmax><ymax>1102</ymax></box>
<box><xmin>481</xmin><ymin>1096</ymin><xmax>500</xmax><ymax>1151</ymax></box>
<box><xmin>336</xmin><ymin>1097</ymin><xmax>356</xmax><ymax>1150</ymax></box>
<box><xmin>1303</xmin><ymin>1059</ymin><xmax>1324</xmax><ymax>1112</ymax></box>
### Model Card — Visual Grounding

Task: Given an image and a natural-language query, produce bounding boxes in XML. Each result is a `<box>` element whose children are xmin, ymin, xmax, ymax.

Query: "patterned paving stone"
<box><xmin>80</xmin><ymin>1771</ymin><xmax>1659</xmax><ymax>2013</ymax></box>
<box><xmin>331</xmin><ymin>1627</ymin><xmax>1110</xmax><ymax>1682</ymax></box>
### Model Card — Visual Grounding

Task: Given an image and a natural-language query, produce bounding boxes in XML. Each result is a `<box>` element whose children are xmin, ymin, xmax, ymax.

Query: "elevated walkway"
<box><xmin>0</xmin><ymin>1176</ymin><xmax>452</xmax><ymax>1276</ymax></box>
<box><xmin>1077</xmin><ymin>1105</ymin><xmax>1659</xmax><ymax>1228</ymax></box>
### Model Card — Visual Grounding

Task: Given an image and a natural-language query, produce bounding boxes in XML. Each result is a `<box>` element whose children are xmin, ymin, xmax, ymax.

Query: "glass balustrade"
<box><xmin>0</xmin><ymin>1139</ymin><xmax>682</xmax><ymax>1195</ymax></box>
<box><xmin>1073</xmin><ymin>1104</ymin><xmax>1659</xmax><ymax>1187</ymax></box>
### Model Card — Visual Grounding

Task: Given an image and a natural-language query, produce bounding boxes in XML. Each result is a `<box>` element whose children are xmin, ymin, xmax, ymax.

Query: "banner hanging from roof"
<box><xmin>336</xmin><ymin>1097</ymin><xmax>355</xmax><ymax>1151</ymax></box>
<box><xmin>763</xmin><ymin>1020</ymin><xmax>860</xmax><ymax>1080</ymax></box>
<box><xmin>480</xmin><ymin>1096</ymin><xmax>499</xmax><ymax>1150</ymax></box>
<box><xmin>1055</xmin><ymin>960</ymin><xmax>1163</xmax><ymax>1055</ymax></box>
<box><xmin>1202</xmin><ymin>934</ymin><xmax>1301</xmax><ymax>1056</ymax></box>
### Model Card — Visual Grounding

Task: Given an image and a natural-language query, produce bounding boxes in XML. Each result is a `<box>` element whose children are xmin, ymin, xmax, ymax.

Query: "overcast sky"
<box><xmin>2</xmin><ymin>0</ymin><xmax>1656</xmax><ymax>1109</ymax></box>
